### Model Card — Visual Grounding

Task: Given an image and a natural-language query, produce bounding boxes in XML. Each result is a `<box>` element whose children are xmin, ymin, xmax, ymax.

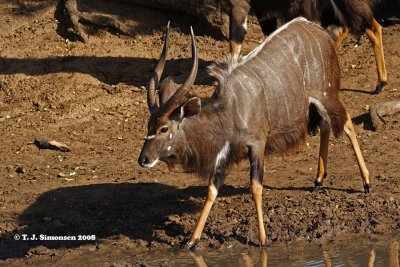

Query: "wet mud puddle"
<box><xmin>2</xmin><ymin>234</ymin><xmax>399</xmax><ymax>266</ymax></box>
<box><xmin>139</xmin><ymin>235</ymin><xmax>400</xmax><ymax>267</ymax></box>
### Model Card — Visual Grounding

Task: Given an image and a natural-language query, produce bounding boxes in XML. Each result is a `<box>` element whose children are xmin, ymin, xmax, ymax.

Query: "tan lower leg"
<box><xmin>251</xmin><ymin>178</ymin><xmax>266</xmax><ymax>245</ymax></box>
<box><xmin>335</xmin><ymin>26</ymin><xmax>349</xmax><ymax>47</ymax></box>
<box><xmin>230</xmin><ymin>41</ymin><xmax>241</xmax><ymax>60</ymax></box>
<box><xmin>188</xmin><ymin>183</ymin><xmax>218</xmax><ymax>245</ymax></box>
<box><xmin>343</xmin><ymin>113</ymin><xmax>370</xmax><ymax>187</ymax></box>
<box><xmin>366</xmin><ymin>18</ymin><xmax>387</xmax><ymax>85</ymax></box>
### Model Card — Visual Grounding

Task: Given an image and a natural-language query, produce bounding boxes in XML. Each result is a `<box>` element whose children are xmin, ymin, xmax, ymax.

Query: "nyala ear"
<box><xmin>159</xmin><ymin>77</ymin><xmax>177</xmax><ymax>105</ymax></box>
<box><xmin>180</xmin><ymin>97</ymin><xmax>201</xmax><ymax>119</ymax></box>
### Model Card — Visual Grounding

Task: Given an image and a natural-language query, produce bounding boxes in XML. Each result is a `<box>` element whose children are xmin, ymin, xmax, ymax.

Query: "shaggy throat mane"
<box><xmin>179</xmin><ymin>110</ymin><xmax>232</xmax><ymax>179</ymax></box>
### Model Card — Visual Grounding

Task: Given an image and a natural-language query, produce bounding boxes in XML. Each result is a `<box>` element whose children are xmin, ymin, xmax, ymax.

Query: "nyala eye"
<box><xmin>160</xmin><ymin>126</ymin><xmax>169</xmax><ymax>133</ymax></box>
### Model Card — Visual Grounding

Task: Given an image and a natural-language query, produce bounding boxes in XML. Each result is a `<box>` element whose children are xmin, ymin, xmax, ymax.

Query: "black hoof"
<box><xmin>364</xmin><ymin>184</ymin><xmax>373</xmax><ymax>193</ymax></box>
<box><xmin>312</xmin><ymin>181</ymin><xmax>323</xmax><ymax>192</ymax></box>
<box><xmin>312</xmin><ymin>186</ymin><xmax>323</xmax><ymax>192</ymax></box>
<box><xmin>373</xmin><ymin>81</ymin><xmax>387</xmax><ymax>94</ymax></box>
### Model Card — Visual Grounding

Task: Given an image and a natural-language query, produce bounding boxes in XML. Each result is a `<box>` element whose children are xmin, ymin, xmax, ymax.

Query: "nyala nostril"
<box><xmin>138</xmin><ymin>156</ymin><xmax>149</xmax><ymax>166</ymax></box>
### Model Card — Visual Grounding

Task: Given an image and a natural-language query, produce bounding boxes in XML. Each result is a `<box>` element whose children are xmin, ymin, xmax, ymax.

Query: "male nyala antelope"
<box><xmin>138</xmin><ymin>18</ymin><xmax>371</xmax><ymax>248</ymax></box>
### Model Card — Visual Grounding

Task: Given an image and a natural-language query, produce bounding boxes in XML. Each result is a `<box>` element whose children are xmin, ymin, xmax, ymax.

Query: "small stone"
<box><xmin>16</xmin><ymin>166</ymin><xmax>26</xmax><ymax>174</ymax></box>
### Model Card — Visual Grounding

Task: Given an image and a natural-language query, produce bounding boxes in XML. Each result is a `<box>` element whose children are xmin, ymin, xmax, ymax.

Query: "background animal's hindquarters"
<box><xmin>253</xmin><ymin>8</ymin><xmax>278</xmax><ymax>36</ymax></box>
<box><xmin>249</xmin><ymin>144</ymin><xmax>266</xmax><ymax>246</ymax></box>
<box><xmin>343</xmin><ymin>113</ymin><xmax>371</xmax><ymax>193</ymax></box>
<box><xmin>314</xmin><ymin>121</ymin><xmax>330</xmax><ymax>191</ymax></box>
<box><xmin>365</xmin><ymin>18</ymin><xmax>387</xmax><ymax>93</ymax></box>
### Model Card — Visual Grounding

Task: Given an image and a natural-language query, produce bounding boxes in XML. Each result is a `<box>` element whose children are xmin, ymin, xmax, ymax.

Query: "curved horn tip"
<box><xmin>189</xmin><ymin>26</ymin><xmax>196</xmax><ymax>51</ymax></box>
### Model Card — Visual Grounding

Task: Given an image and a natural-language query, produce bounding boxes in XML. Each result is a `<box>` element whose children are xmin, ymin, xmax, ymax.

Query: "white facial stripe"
<box><xmin>169</xmin><ymin>133</ymin><xmax>173</xmax><ymax>140</ymax></box>
<box><xmin>143</xmin><ymin>158</ymin><xmax>159</xmax><ymax>168</ymax></box>
<box><xmin>146</xmin><ymin>135</ymin><xmax>156</xmax><ymax>140</ymax></box>
<box><xmin>167</xmin><ymin>146</ymin><xmax>172</xmax><ymax>151</ymax></box>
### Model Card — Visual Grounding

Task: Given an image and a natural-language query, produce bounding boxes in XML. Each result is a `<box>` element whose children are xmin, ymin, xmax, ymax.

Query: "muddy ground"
<box><xmin>0</xmin><ymin>0</ymin><xmax>399</xmax><ymax>264</ymax></box>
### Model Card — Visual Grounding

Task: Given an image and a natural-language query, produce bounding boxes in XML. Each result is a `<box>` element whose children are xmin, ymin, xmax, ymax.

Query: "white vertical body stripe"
<box><xmin>215</xmin><ymin>141</ymin><xmax>230</xmax><ymax>170</ymax></box>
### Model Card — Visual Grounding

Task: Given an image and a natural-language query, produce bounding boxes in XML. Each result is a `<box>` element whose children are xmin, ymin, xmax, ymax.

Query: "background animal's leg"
<box><xmin>229</xmin><ymin>2</ymin><xmax>251</xmax><ymax>59</ymax></box>
<box><xmin>365</xmin><ymin>18</ymin><xmax>387</xmax><ymax>93</ymax></box>
<box><xmin>313</xmin><ymin>121</ymin><xmax>330</xmax><ymax>192</ymax></box>
<box><xmin>343</xmin><ymin>113</ymin><xmax>371</xmax><ymax>193</ymax></box>
<box><xmin>334</xmin><ymin>26</ymin><xmax>349</xmax><ymax>47</ymax></box>
<box><xmin>249</xmin><ymin>144</ymin><xmax>266</xmax><ymax>246</ymax></box>
<box><xmin>186</xmin><ymin>172</ymin><xmax>225</xmax><ymax>248</ymax></box>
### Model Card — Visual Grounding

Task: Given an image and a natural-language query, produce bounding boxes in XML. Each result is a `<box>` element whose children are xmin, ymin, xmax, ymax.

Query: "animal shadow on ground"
<box><xmin>0</xmin><ymin>182</ymin><xmax>246</xmax><ymax>260</ymax></box>
<box><xmin>54</xmin><ymin>0</ymin><xmax>227</xmax><ymax>43</ymax></box>
<box><xmin>352</xmin><ymin>112</ymin><xmax>375</xmax><ymax>131</ymax></box>
<box><xmin>265</xmin><ymin>185</ymin><xmax>361</xmax><ymax>194</ymax></box>
<box><xmin>0</xmin><ymin>56</ymin><xmax>215</xmax><ymax>87</ymax></box>
<box><xmin>2</xmin><ymin>0</ymin><xmax>53</xmax><ymax>15</ymax></box>
<box><xmin>340</xmin><ymin>88</ymin><xmax>378</xmax><ymax>95</ymax></box>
